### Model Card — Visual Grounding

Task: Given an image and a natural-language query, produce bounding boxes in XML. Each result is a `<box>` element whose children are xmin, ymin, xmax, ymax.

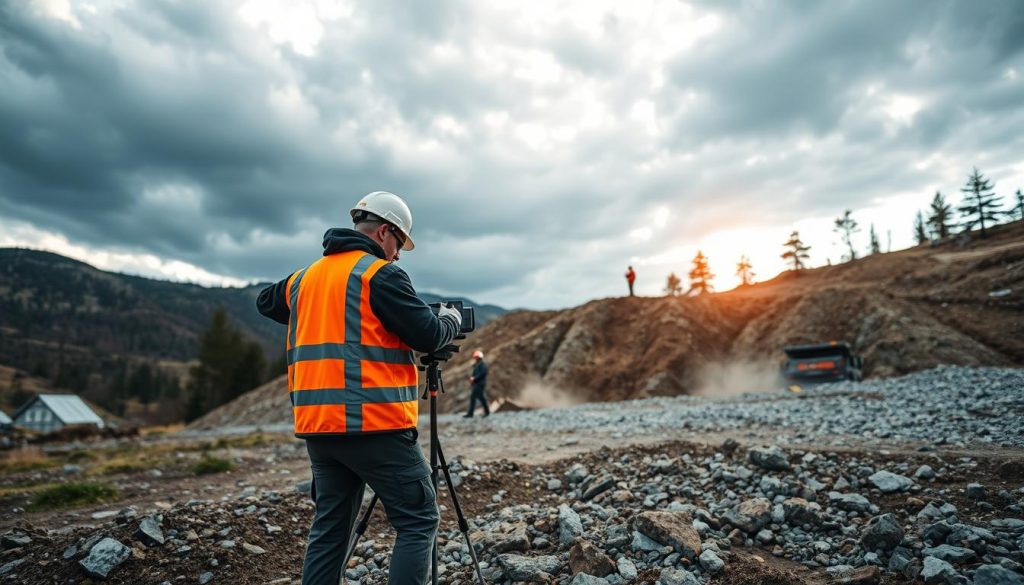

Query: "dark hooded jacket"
<box><xmin>256</xmin><ymin>228</ymin><xmax>459</xmax><ymax>353</ymax></box>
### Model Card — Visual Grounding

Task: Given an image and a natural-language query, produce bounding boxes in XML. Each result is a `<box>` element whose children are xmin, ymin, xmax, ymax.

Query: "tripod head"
<box><xmin>418</xmin><ymin>333</ymin><xmax>467</xmax><ymax>368</ymax></box>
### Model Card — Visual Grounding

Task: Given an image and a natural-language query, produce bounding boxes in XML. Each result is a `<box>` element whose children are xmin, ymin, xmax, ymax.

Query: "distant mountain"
<box><xmin>0</xmin><ymin>248</ymin><xmax>507</xmax><ymax>420</ymax></box>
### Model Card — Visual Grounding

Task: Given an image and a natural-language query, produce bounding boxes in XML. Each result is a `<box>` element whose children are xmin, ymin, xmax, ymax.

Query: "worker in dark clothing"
<box><xmin>625</xmin><ymin>266</ymin><xmax>636</xmax><ymax>296</ymax></box>
<box><xmin>256</xmin><ymin>191</ymin><xmax>462</xmax><ymax>585</ymax></box>
<box><xmin>464</xmin><ymin>349</ymin><xmax>490</xmax><ymax>418</ymax></box>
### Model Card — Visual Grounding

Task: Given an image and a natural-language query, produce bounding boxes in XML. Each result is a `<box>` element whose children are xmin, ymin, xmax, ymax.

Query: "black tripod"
<box><xmin>342</xmin><ymin>340</ymin><xmax>486</xmax><ymax>584</ymax></box>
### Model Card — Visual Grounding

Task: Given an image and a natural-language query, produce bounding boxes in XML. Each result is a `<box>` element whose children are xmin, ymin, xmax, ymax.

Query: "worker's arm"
<box><xmin>476</xmin><ymin>361</ymin><xmax>489</xmax><ymax>382</ymax></box>
<box><xmin>369</xmin><ymin>263</ymin><xmax>459</xmax><ymax>353</ymax></box>
<box><xmin>256</xmin><ymin>274</ymin><xmax>293</xmax><ymax>325</ymax></box>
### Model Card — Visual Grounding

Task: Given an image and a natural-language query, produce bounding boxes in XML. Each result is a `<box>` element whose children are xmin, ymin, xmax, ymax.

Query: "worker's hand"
<box><xmin>437</xmin><ymin>302</ymin><xmax>462</xmax><ymax>330</ymax></box>
<box><xmin>469</xmin><ymin>377</ymin><xmax>475</xmax><ymax>383</ymax></box>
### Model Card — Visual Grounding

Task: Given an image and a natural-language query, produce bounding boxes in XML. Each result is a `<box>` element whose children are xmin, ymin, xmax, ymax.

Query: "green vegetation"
<box><xmin>192</xmin><ymin>456</ymin><xmax>234</xmax><ymax>475</ymax></box>
<box><xmin>27</xmin><ymin>482</ymin><xmax>119</xmax><ymax>511</ymax></box>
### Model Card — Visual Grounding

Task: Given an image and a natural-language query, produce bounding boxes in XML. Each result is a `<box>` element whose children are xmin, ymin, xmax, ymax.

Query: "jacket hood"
<box><xmin>322</xmin><ymin>228</ymin><xmax>387</xmax><ymax>259</ymax></box>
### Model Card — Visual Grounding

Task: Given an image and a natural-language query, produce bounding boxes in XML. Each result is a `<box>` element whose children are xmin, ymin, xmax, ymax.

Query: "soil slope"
<box><xmin>191</xmin><ymin>220</ymin><xmax>1023</xmax><ymax>428</ymax></box>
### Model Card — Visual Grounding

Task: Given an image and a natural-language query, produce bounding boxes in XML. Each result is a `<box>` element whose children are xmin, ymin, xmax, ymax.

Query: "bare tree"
<box><xmin>687</xmin><ymin>250</ymin><xmax>714</xmax><ymax>295</ymax></box>
<box><xmin>735</xmin><ymin>255</ymin><xmax>755</xmax><ymax>286</ymax></box>
<box><xmin>781</xmin><ymin>230</ymin><xmax>811</xmax><ymax>271</ymax></box>
<box><xmin>833</xmin><ymin>209</ymin><xmax>860</xmax><ymax>261</ymax></box>
<box><xmin>664</xmin><ymin>272</ymin><xmax>682</xmax><ymax>296</ymax></box>
<box><xmin>1012</xmin><ymin>189</ymin><xmax>1024</xmax><ymax>222</ymax></box>
<box><xmin>926</xmin><ymin>191</ymin><xmax>953</xmax><ymax>240</ymax></box>
<box><xmin>958</xmin><ymin>167</ymin><xmax>1002</xmax><ymax>237</ymax></box>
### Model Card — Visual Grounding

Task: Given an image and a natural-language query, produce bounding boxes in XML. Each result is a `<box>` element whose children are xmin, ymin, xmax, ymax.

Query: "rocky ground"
<box><xmin>1</xmin><ymin>366</ymin><xmax>1022</xmax><ymax>584</ymax></box>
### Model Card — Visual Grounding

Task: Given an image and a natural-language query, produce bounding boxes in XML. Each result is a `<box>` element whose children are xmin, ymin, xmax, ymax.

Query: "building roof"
<box><xmin>14</xmin><ymin>394</ymin><xmax>104</xmax><ymax>426</ymax></box>
<box><xmin>0</xmin><ymin>410</ymin><xmax>11</xmax><ymax>425</ymax></box>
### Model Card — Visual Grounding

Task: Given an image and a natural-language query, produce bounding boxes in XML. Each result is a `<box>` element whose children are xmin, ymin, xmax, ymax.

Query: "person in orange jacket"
<box><xmin>625</xmin><ymin>266</ymin><xmax>636</xmax><ymax>296</ymax></box>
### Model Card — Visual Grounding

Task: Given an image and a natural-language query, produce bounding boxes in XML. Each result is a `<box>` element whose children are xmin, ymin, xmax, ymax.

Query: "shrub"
<box><xmin>192</xmin><ymin>457</ymin><xmax>234</xmax><ymax>475</ymax></box>
<box><xmin>27</xmin><ymin>482</ymin><xmax>119</xmax><ymax>511</ymax></box>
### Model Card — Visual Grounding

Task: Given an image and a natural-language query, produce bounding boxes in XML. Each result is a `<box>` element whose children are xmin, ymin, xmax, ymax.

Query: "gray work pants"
<box><xmin>302</xmin><ymin>429</ymin><xmax>438</xmax><ymax>585</ymax></box>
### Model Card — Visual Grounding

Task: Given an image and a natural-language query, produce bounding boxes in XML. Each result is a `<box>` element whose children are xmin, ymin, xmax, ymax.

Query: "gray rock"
<box><xmin>630</xmin><ymin>531</ymin><xmax>662</xmax><ymax>552</ymax></box>
<box><xmin>920</xmin><ymin>556</ymin><xmax>958</xmax><ymax>584</ymax></box>
<box><xmin>1</xmin><ymin>532</ymin><xmax>31</xmax><ymax>550</ymax></box>
<box><xmin>242</xmin><ymin>543</ymin><xmax>266</xmax><ymax>555</ymax></box>
<box><xmin>135</xmin><ymin>515</ymin><xmax>165</xmax><ymax>547</ymax></box>
<box><xmin>922</xmin><ymin>544</ymin><xmax>976</xmax><ymax>564</ymax></box>
<box><xmin>698</xmin><ymin>549</ymin><xmax>725</xmax><ymax>574</ymax></box>
<box><xmin>748</xmin><ymin>445</ymin><xmax>790</xmax><ymax>471</ymax></box>
<box><xmin>199</xmin><ymin>571</ymin><xmax>214</xmax><ymax>584</ymax></box>
<box><xmin>581</xmin><ymin>475</ymin><xmax>616</xmax><ymax>501</ymax></box>
<box><xmin>63</xmin><ymin>464</ymin><xmax>82</xmax><ymax>475</ymax></box>
<box><xmin>559</xmin><ymin>504</ymin><xmax>584</xmax><ymax>547</ymax></box>
<box><xmin>547</xmin><ymin>479</ymin><xmax>563</xmax><ymax>491</ymax></box>
<box><xmin>915</xmin><ymin>465</ymin><xmax>936</xmax><ymax>480</ymax></box>
<box><xmin>966</xmin><ymin>483</ymin><xmax>986</xmax><ymax>500</ymax></box>
<box><xmin>496</xmin><ymin>554</ymin><xmax>560</xmax><ymax>580</ymax></box>
<box><xmin>658</xmin><ymin>567</ymin><xmax>699</xmax><ymax>585</ymax></box>
<box><xmin>566</xmin><ymin>463</ymin><xmax>590</xmax><ymax>484</ymax></box>
<box><xmin>79</xmin><ymin>537</ymin><xmax>131</xmax><ymax>579</ymax></box>
<box><xmin>0</xmin><ymin>558</ymin><xmax>26</xmax><ymax>576</ymax></box>
<box><xmin>973</xmin><ymin>564</ymin><xmax>1024</xmax><ymax>585</ymax></box>
<box><xmin>617</xmin><ymin>557</ymin><xmax>638</xmax><ymax>580</ymax></box>
<box><xmin>861</xmin><ymin>513</ymin><xmax>904</xmax><ymax>552</ymax></box>
<box><xmin>868</xmin><ymin>470</ymin><xmax>915</xmax><ymax>493</ymax></box>
<box><xmin>829</xmin><ymin>491</ymin><xmax>872</xmax><ymax>513</ymax></box>
<box><xmin>568</xmin><ymin>540</ymin><xmax>615</xmax><ymax>577</ymax></box>
<box><xmin>783</xmin><ymin>497</ymin><xmax>823</xmax><ymax>526</ymax></box>
<box><xmin>295</xmin><ymin>479</ymin><xmax>312</xmax><ymax>493</ymax></box>
<box><xmin>723</xmin><ymin>498</ymin><xmax>771</xmax><ymax>534</ymax></box>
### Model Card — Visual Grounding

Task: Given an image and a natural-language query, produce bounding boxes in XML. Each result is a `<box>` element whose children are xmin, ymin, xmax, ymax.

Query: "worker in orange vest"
<box><xmin>625</xmin><ymin>266</ymin><xmax>636</xmax><ymax>296</ymax></box>
<box><xmin>257</xmin><ymin>191</ymin><xmax>462</xmax><ymax>585</ymax></box>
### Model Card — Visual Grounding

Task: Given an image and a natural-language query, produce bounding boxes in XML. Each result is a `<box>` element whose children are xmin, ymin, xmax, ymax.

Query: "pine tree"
<box><xmin>781</xmin><ymin>230</ymin><xmax>811</xmax><ymax>271</ymax></box>
<box><xmin>1012</xmin><ymin>189</ymin><xmax>1024</xmax><ymax>222</ymax></box>
<box><xmin>664</xmin><ymin>272</ymin><xmax>682</xmax><ymax>296</ymax></box>
<box><xmin>926</xmin><ymin>191</ymin><xmax>953</xmax><ymax>239</ymax></box>
<box><xmin>184</xmin><ymin>308</ymin><xmax>266</xmax><ymax>421</ymax></box>
<box><xmin>958</xmin><ymin>167</ymin><xmax>1002</xmax><ymax>237</ymax></box>
<box><xmin>735</xmin><ymin>255</ymin><xmax>755</xmax><ymax>286</ymax></box>
<box><xmin>914</xmin><ymin>211</ymin><xmax>928</xmax><ymax>245</ymax></box>
<box><xmin>833</xmin><ymin>209</ymin><xmax>859</xmax><ymax>261</ymax></box>
<box><xmin>869</xmin><ymin>224</ymin><xmax>881</xmax><ymax>255</ymax></box>
<box><xmin>687</xmin><ymin>251</ymin><xmax>714</xmax><ymax>295</ymax></box>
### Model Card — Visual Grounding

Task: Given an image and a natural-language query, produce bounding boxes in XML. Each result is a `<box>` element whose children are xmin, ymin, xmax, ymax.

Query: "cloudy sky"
<box><xmin>1</xmin><ymin>0</ymin><xmax>1022</xmax><ymax>309</ymax></box>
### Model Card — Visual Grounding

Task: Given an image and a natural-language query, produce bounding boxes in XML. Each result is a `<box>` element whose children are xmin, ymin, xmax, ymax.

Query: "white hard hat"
<box><xmin>350</xmin><ymin>191</ymin><xmax>415</xmax><ymax>251</ymax></box>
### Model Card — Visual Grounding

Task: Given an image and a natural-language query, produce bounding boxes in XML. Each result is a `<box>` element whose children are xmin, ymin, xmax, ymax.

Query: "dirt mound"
<box><xmin>194</xmin><ymin>220</ymin><xmax>1024</xmax><ymax>427</ymax></box>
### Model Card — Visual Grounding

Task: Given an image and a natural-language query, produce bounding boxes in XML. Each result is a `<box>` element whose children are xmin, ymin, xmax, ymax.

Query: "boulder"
<box><xmin>568</xmin><ymin>540</ymin><xmax>615</xmax><ymax>577</ymax></box>
<box><xmin>632</xmin><ymin>511</ymin><xmax>702</xmax><ymax>560</ymax></box>
<box><xmin>496</xmin><ymin>554</ymin><xmax>561</xmax><ymax>581</ymax></box>
<box><xmin>79</xmin><ymin>537</ymin><xmax>131</xmax><ymax>579</ymax></box>
<box><xmin>783</xmin><ymin>497</ymin><xmax>823</xmax><ymax>526</ymax></box>
<box><xmin>559</xmin><ymin>504</ymin><xmax>584</xmax><ymax>547</ymax></box>
<box><xmin>860</xmin><ymin>513</ymin><xmax>904</xmax><ymax>552</ymax></box>
<box><xmin>973</xmin><ymin>564</ymin><xmax>1024</xmax><ymax>585</ymax></box>
<box><xmin>723</xmin><ymin>498</ymin><xmax>771</xmax><ymax>534</ymax></box>
<box><xmin>920</xmin><ymin>556</ymin><xmax>958</xmax><ymax>584</ymax></box>
<box><xmin>868</xmin><ymin>470</ymin><xmax>914</xmax><ymax>493</ymax></box>
<box><xmin>748</xmin><ymin>445</ymin><xmax>790</xmax><ymax>471</ymax></box>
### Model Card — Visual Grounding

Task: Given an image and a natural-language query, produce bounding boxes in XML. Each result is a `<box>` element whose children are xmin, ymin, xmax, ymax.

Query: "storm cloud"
<box><xmin>1</xmin><ymin>0</ymin><xmax>1022</xmax><ymax>308</ymax></box>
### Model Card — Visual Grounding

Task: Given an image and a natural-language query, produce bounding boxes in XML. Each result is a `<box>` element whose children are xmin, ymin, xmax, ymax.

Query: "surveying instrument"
<box><xmin>342</xmin><ymin>301</ymin><xmax>486</xmax><ymax>584</ymax></box>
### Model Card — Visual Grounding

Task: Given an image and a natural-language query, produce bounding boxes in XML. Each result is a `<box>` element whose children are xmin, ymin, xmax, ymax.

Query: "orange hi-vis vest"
<box><xmin>285</xmin><ymin>251</ymin><xmax>418</xmax><ymax>436</ymax></box>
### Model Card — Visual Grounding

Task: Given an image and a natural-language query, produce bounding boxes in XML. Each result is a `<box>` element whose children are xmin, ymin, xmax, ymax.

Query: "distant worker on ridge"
<box><xmin>464</xmin><ymin>349</ymin><xmax>490</xmax><ymax>418</ymax></box>
<box><xmin>625</xmin><ymin>266</ymin><xmax>636</xmax><ymax>296</ymax></box>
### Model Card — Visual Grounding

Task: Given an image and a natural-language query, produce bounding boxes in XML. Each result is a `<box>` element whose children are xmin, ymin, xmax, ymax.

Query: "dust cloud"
<box><xmin>693</xmin><ymin>359</ymin><xmax>783</xmax><ymax>397</ymax></box>
<box><xmin>513</xmin><ymin>376</ymin><xmax>586</xmax><ymax>409</ymax></box>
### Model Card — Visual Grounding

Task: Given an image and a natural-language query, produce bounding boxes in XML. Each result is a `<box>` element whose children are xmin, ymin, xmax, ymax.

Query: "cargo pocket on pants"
<box><xmin>397</xmin><ymin>475</ymin><xmax>433</xmax><ymax>509</ymax></box>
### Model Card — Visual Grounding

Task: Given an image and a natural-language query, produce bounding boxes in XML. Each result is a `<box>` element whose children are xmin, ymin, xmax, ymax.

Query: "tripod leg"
<box><xmin>341</xmin><ymin>493</ymin><xmax>379</xmax><ymax>583</ymax></box>
<box><xmin>435</xmin><ymin>441</ymin><xmax>487</xmax><ymax>585</ymax></box>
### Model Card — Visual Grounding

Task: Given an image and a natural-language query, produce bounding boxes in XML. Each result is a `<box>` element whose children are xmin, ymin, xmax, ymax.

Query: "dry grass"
<box><xmin>26</xmin><ymin>482</ymin><xmax>119</xmax><ymax>511</ymax></box>
<box><xmin>0</xmin><ymin>448</ymin><xmax>58</xmax><ymax>474</ymax></box>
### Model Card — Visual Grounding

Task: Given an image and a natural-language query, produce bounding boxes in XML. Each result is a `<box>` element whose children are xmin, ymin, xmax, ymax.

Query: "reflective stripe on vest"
<box><xmin>285</xmin><ymin>251</ymin><xmax>418</xmax><ymax>435</ymax></box>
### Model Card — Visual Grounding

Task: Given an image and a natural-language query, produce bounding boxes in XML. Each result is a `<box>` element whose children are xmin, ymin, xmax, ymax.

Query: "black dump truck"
<box><xmin>781</xmin><ymin>341</ymin><xmax>863</xmax><ymax>389</ymax></box>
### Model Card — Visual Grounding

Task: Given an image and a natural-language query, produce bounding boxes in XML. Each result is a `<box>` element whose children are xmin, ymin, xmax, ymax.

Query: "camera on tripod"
<box><xmin>429</xmin><ymin>300</ymin><xmax>475</xmax><ymax>334</ymax></box>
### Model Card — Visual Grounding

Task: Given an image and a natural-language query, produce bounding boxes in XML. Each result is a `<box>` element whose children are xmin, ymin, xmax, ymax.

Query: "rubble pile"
<box><xmin>401</xmin><ymin>442</ymin><xmax>1024</xmax><ymax>584</ymax></box>
<box><xmin>452</xmin><ymin>366</ymin><xmax>1024</xmax><ymax>449</ymax></box>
